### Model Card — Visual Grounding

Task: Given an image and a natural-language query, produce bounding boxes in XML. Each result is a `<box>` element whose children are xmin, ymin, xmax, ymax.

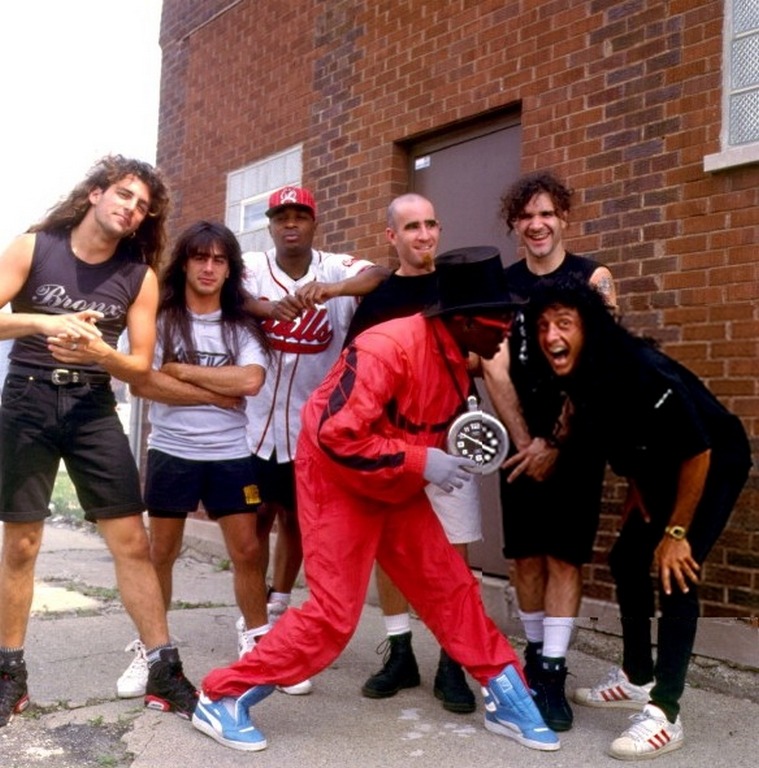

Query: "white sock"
<box><xmin>384</xmin><ymin>612</ymin><xmax>411</xmax><ymax>636</ymax></box>
<box><xmin>268</xmin><ymin>591</ymin><xmax>290</xmax><ymax>606</ymax></box>
<box><xmin>518</xmin><ymin>609</ymin><xmax>546</xmax><ymax>644</ymax></box>
<box><xmin>542</xmin><ymin>616</ymin><xmax>574</xmax><ymax>660</ymax></box>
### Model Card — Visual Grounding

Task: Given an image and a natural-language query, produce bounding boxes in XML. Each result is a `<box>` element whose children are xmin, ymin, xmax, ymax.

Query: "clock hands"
<box><xmin>459</xmin><ymin>432</ymin><xmax>497</xmax><ymax>455</ymax></box>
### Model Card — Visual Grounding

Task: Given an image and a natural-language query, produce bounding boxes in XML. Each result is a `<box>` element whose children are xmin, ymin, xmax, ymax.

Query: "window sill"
<box><xmin>703</xmin><ymin>144</ymin><xmax>759</xmax><ymax>172</ymax></box>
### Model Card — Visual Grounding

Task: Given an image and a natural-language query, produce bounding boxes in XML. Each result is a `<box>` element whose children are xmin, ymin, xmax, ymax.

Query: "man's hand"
<box><xmin>501</xmin><ymin>437</ymin><xmax>558</xmax><ymax>482</ymax></box>
<box><xmin>46</xmin><ymin>311</ymin><xmax>109</xmax><ymax>365</ymax></box>
<box><xmin>294</xmin><ymin>281</ymin><xmax>334</xmax><ymax>307</ymax></box>
<box><xmin>43</xmin><ymin>310</ymin><xmax>104</xmax><ymax>342</ymax></box>
<box><xmin>270</xmin><ymin>295</ymin><xmax>307</xmax><ymax>321</ymax></box>
<box><xmin>423</xmin><ymin>448</ymin><xmax>475</xmax><ymax>493</ymax></box>
<box><xmin>655</xmin><ymin>536</ymin><xmax>700</xmax><ymax>595</ymax></box>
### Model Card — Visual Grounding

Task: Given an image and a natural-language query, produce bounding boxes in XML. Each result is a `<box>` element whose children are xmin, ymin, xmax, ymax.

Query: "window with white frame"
<box><xmin>704</xmin><ymin>0</ymin><xmax>759</xmax><ymax>171</ymax></box>
<box><xmin>226</xmin><ymin>145</ymin><xmax>303</xmax><ymax>252</ymax></box>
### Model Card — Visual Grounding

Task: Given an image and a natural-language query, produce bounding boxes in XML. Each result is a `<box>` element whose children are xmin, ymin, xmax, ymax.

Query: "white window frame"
<box><xmin>704</xmin><ymin>0</ymin><xmax>759</xmax><ymax>171</ymax></box>
<box><xmin>226</xmin><ymin>144</ymin><xmax>303</xmax><ymax>252</ymax></box>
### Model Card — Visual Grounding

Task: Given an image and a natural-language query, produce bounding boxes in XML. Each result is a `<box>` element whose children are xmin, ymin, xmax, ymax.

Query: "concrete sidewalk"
<box><xmin>1</xmin><ymin>519</ymin><xmax>756</xmax><ymax>768</ymax></box>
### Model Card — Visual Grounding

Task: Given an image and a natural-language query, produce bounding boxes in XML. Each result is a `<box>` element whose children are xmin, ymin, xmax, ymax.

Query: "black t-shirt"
<box><xmin>594</xmin><ymin>342</ymin><xmax>751</xmax><ymax>517</ymax></box>
<box><xmin>343</xmin><ymin>271</ymin><xmax>438</xmax><ymax>347</ymax></box>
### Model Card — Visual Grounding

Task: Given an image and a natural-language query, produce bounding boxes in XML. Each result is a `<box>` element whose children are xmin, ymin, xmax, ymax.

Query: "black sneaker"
<box><xmin>533</xmin><ymin>664</ymin><xmax>573</xmax><ymax>732</ymax></box>
<box><xmin>433</xmin><ymin>649</ymin><xmax>475</xmax><ymax>714</ymax></box>
<box><xmin>361</xmin><ymin>632</ymin><xmax>420</xmax><ymax>699</ymax></box>
<box><xmin>144</xmin><ymin>648</ymin><xmax>198</xmax><ymax>719</ymax></box>
<box><xmin>0</xmin><ymin>662</ymin><xmax>30</xmax><ymax>727</ymax></box>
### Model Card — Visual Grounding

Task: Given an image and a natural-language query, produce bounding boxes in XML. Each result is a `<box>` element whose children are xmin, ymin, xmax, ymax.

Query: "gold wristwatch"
<box><xmin>664</xmin><ymin>525</ymin><xmax>687</xmax><ymax>540</ymax></box>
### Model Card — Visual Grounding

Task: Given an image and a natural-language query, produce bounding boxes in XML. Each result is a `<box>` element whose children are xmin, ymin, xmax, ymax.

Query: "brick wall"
<box><xmin>158</xmin><ymin>0</ymin><xmax>758</xmax><ymax>617</ymax></box>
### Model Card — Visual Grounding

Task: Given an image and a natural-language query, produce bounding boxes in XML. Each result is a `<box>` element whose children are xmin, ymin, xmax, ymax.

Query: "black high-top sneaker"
<box><xmin>144</xmin><ymin>647</ymin><xmax>198</xmax><ymax>719</ymax></box>
<box><xmin>0</xmin><ymin>657</ymin><xmax>29</xmax><ymax>727</ymax></box>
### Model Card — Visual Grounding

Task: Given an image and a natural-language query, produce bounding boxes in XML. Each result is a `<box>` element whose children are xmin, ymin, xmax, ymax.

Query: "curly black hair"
<box><xmin>499</xmin><ymin>170</ymin><xmax>573</xmax><ymax>232</ymax></box>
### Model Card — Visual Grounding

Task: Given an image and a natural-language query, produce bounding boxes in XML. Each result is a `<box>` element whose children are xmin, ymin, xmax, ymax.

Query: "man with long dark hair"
<box><xmin>0</xmin><ymin>155</ymin><xmax>197</xmax><ymax>726</ymax></box>
<box><xmin>116</xmin><ymin>221</ymin><xmax>271</xmax><ymax>699</ymax></box>
<box><xmin>525</xmin><ymin>278</ymin><xmax>751</xmax><ymax>760</ymax></box>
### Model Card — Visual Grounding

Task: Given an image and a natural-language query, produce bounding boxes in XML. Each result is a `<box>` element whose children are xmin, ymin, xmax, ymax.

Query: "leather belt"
<box><xmin>8</xmin><ymin>364</ymin><xmax>111</xmax><ymax>386</ymax></box>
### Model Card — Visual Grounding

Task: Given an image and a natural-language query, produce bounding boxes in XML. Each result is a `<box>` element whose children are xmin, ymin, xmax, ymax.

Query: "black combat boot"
<box><xmin>361</xmin><ymin>632</ymin><xmax>421</xmax><ymax>698</ymax></box>
<box><xmin>433</xmin><ymin>648</ymin><xmax>475</xmax><ymax>714</ymax></box>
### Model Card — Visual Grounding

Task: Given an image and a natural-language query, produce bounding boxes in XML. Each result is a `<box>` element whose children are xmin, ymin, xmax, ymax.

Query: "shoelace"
<box><xmin>624</xmin><ymin>709</ymin><xmax>667</xmax><ymax>741</ymax></box>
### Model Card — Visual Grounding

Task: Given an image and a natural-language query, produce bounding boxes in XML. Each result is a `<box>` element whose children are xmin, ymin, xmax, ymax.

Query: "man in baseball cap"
<box><xmin>265</xmin><ymin>186</ymin><xmax>316</xmax><ymax>219</ymax></box>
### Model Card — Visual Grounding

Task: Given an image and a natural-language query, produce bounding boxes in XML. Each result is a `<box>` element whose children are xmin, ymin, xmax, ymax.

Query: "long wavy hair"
<box><xmin>523</xmin><ymin>277</ymin><xmax>654</xmax><ymax>410</ymax></box>
<box><xmin>28</xmin><ymin>154</ymin><xmax>170</xmax><ymax>268</ymax></box>
<box><xmin>500</xmin><ymin>170</ymin><xmax>573</xmax><ymax>232</ymax></box>
<box><xmin>158</xmin><ymin>221</ymin><xmax>269</xmax><ymax>365</ymax></box>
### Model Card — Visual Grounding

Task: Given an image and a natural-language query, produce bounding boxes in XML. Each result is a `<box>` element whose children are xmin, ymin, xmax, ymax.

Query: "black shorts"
<box><xmin>0</xmin><ymin>375</ymin><xmax>143</xmax><ymax>523</ymax></box>
<box><xmin>500</xmin><ymin>448</ymin><xmax>606</xmax><ymax>566</ymax></box>
<box><xmin>249</xmin><ymin>453</ymin><xmax>296</xmax><ymax>511</ymax></box>
<box><xmin>145</xmin><ymin>450</ymin><xmax>262</xmax><ymax>519</ymax></box>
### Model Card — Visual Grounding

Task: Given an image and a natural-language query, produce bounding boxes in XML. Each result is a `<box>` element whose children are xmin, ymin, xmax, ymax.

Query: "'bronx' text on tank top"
<box><xmin>260</xmin><ymin>302</ymin><xmax>334</xmax><ymax>354</ymax></box>
<box><xmin>31</xmin><ymin>283</ymin><xmax>126</xmax><ymax>319</ymax></box>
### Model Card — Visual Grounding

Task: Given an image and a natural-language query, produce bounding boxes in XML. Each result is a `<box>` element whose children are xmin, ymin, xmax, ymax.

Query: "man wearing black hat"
<box><xmin>193</xmin><ymin>247</ymin><xmax>560</xmax><ymax>755</ymax></box>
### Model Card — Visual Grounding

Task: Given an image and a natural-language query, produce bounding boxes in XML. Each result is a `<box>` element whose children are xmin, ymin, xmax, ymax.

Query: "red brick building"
<box><xmin>156</xmin><ymin>1</ymin><xmax>758</xmax><ymax>627</ymax></box>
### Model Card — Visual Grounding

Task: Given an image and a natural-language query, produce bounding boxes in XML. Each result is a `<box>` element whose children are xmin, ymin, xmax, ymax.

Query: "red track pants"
<box><xmin>202</xmin><ymin>441</ymin><xmax>520</xmax><ymax>698</ymax></box>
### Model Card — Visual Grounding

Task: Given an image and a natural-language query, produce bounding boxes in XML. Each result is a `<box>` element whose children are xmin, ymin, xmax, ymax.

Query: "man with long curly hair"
<box><xmin>0</xmin><ymin>155</ymin><xmax>197</xmax><ymax>727</ymax></box>
<box><xmin>524</xmin><ymin>278</ymin><xmax>751</xmax><ymax>759</ymax></box>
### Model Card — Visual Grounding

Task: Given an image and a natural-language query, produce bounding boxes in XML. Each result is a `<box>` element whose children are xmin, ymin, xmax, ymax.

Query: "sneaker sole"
<box><xmin>609</xmin><ymin>738</ymin><xmax>683</xmax><ymax>761</ymax></box>
<box><xmin>361</xmin><ymin>677</ymin><xmax>421</xmax><ymax>699</ymax></box>
<box><xmin>573</xmin><ymin>692</ymin><xmax>648</xmax><ymax>710</ymax></box>
<box><xmin>484</xmin><ymin>715</ymin><xmax>560</xmax><ymax>752</ymax></box>
<box><xmin>117</xmin><ymin>685</ymin><xmax>146</xmax><ymax>699</ymax></box>
<box><xmin>192</xmin><ymin>711</ymin><xmax>267</xmax><ymax>752</ymax></box>
<box><xmin>144</xmin><ymin>694</ymin><xmax>194</xmax><ymax>720</ymax></box>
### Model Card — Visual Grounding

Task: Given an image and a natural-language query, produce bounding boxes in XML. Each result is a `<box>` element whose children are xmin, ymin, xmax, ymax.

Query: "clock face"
<box><xmin>447</xmin><ymin>412</ymin><xmax>509</xmax><ymax>474</ymax></box>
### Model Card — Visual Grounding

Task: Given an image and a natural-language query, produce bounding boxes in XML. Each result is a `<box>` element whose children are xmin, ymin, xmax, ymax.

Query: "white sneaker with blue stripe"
<box><xmin>192</xmin><ymin>684</ymin><xmax>275</xmax><ymax>751</ymax></box>
<box><xmin>483</xmin><ymin>664</ymin><xmax>560</xmax><ymax>751</ymax></box>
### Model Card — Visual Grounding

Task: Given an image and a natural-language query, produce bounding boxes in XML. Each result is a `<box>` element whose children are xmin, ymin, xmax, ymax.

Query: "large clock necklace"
<box><xmin>447</xmin><ymin>394</ymin><xmax>510</xmax><ymax>474</ymax></box>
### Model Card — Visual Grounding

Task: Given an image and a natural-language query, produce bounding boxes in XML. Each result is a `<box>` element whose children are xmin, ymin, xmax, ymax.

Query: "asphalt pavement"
<box><xmin>1</xmin><ymin>519</ymin><xmax>756</xmax><ymax>768</ymax></box>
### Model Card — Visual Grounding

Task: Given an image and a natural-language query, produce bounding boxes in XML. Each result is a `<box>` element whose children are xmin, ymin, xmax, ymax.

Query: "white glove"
<box><xmin>423</xmin><ymin>448</ymin><xmax>475</xmax><ymax>493</ymax></box>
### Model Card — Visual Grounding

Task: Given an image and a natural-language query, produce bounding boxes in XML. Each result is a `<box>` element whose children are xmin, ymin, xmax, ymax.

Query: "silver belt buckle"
<box><xmin>51</xmin><ymin>368</ymin><xmax>79</xmax><ymax>385</ymax></box>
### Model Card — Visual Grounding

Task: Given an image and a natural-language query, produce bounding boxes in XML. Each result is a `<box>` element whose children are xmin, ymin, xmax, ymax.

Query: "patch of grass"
<box><xmin>214</xmin><ymin>558</ymin><xmax>232</xmax><ymax>572</ymax></box>
<box><xmin>50</xmin><ymin>470</ymin><xmax>85</xmax><ymax>520</ymax></box>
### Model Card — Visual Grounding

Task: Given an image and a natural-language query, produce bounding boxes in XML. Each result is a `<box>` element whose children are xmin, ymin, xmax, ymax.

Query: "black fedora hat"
<box><xmin>423</xmin><ymin>246</ymin><xmax>525</xmax><ymax>317</ymax></box>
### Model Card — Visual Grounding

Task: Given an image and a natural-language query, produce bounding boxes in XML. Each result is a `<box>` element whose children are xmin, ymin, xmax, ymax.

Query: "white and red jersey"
<box><xmin>243</xmin><ymin>248</ymin><xmax>375</xmax><ymax>462</ymax></box>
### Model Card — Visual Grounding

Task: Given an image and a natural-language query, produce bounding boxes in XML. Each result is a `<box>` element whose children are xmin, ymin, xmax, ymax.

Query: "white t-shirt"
<box><xmin>147</xmin><ymin>309</ymin><xmax>267</xmax><ymax>461</ymax></box>
<box><xmin>243</xmin><ymin>248</ymin><xmax>374</xmax><ymax>462</ymax></box>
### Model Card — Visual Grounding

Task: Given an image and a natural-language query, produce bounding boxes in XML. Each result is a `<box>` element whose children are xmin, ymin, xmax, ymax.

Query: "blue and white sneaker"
<box><xmin>192</xmin><ymin>684</ymin><xmax>275</xmax><ymax>752</ymax></box>
<box><xmin>482</xmin><ymin>664</ymin><xmax>560</xmax><ymax>751</ymax></box>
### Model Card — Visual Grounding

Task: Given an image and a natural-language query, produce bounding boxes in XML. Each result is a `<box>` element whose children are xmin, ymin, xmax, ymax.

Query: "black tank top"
<box><xmin>10</xmin><ymin>230</ymin><xmax>149</xmax><ymax>372</ymax></box>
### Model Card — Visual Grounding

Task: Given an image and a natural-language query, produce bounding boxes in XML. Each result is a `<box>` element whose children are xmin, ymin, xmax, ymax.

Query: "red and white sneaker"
<box><xmin>609</xmin><ymin>703</ymin><xmax>684</xmax><ymax>760</ymax></box>
<box><xmin>574</xmin><ymin>667</ymin><xmax>653</xmax><ymax>710</ymax></box>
